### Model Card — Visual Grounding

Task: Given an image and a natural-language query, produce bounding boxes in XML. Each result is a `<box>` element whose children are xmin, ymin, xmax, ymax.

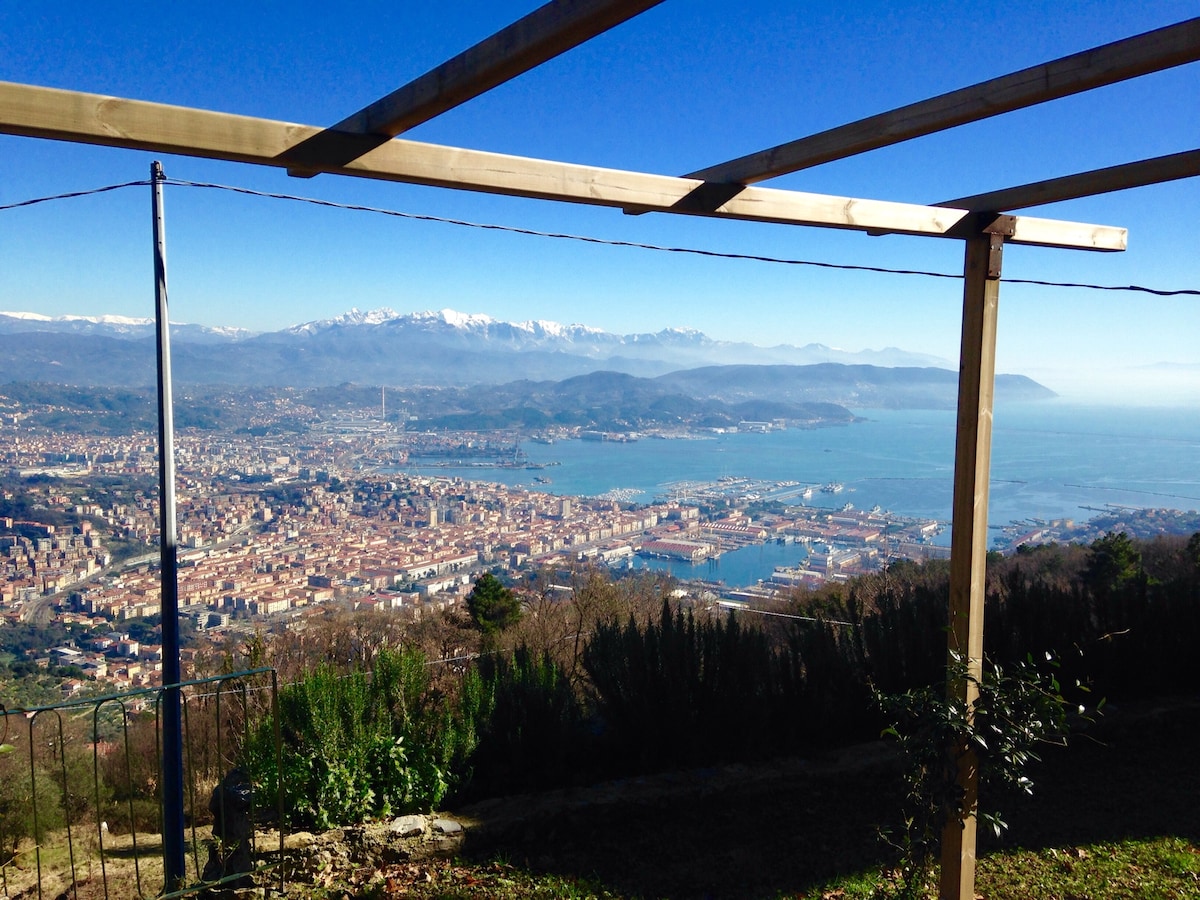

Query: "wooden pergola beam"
<box><xmin>687</xmin><ymin>17</ymin><xmax>1200</xmax><ymax>185</ymax></box>
<box><xmin>288</xmin><ymin>0</ymin><xmax>664</xmax><ymax>175</ymax></box>
<box><xmin>939</xmin><ymin>148</ymin><xmax>1200</xmax><ymax>211</ymax></box>
<box><xmin>0</xmin><ymin>81</ymin><xmax>1126</xmax><ymax>250</ymax></box>
<box><xmin>342</xmin><ymin>0</ymin><xmax>664</xmax><ymax>137</ymax></box>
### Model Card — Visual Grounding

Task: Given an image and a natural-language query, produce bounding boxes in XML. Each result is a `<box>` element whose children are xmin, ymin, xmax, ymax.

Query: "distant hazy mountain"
<box><xmin>0</xmin><ymin>307</ymin><xmax>948</xmax><ymax>384</ymax></box>
<box><xmin>0</xmin><ymin>306</ymin><xmax>1053</xmax><ymax>409</ymax></box>
<box><xmin>655</xmin><ymin>364</ymin><xmax>1055</xmax><ymax>408</ymax></box>
<box><xmin>416</xmin><ymin>370</ymin><xmax>859</xmax><ymax>431</ymax></box>
<box><xmin>0</xmin><ymin>310</ymin><xmax>255</xmax><ymax>344</ymax></box>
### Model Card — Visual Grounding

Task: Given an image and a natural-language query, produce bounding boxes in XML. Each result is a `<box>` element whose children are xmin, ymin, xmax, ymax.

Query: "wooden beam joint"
<box><xmin>290</xmin><ymin>0</ymin><xmax>665</xmax><ymax>177</ymax></box>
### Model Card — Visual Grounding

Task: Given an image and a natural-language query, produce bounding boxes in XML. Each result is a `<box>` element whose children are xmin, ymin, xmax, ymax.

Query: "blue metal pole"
<box><xmin>152</xmin><ymin>160</ymin><xmax>186</xmax><ymax>890</ymax></box>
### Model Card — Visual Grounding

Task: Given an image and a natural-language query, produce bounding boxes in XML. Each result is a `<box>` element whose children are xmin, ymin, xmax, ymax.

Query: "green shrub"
<box><xmin>874</xmin><ymin>652</ymin><xmax>1086</xmax><ymax>895</ymax></box>
<box><xmin>0</xmin><ymin>750</ymin><xmax>65</xmax><ymax>864</ymax></box>
<box><xmin>244</xmin><ymin>646</ymin><xmax>475</xmax><ymax>830</ymax></box>
<box><xmin>462</xmin><ymin>646</ymin><xmax>583</xmax><ymax>796</ymax></box>
<box><xmin>583</xmin><ymin>601</ymin><xmax>784</xmax><ymax>772</ymax></box>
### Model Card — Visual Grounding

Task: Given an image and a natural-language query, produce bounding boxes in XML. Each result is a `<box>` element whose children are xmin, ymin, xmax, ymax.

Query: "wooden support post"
<box><xmin>941</xmin><ymin>224</ymin><xmax>1004</xmax><ymax>900</ymax></box>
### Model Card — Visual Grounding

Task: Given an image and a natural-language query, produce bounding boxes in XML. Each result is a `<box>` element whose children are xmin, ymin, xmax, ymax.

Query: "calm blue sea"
<box><xmin>629</xmin><ymin>539</ymin><xmax>812</xmax><ymax>586</ymax></box>
<box><xmin>400</xmin><ymin>402</ymin><xmax>1200</xmax><ymax>584</ymax></box>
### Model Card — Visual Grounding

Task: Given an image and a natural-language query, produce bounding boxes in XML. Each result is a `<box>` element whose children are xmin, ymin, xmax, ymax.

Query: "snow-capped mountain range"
<box><xmin>282</xmin><ymin>307</ymin><xmax>610</xmax><ymax>346</ymax></box>
<box><xmin>272</xmin><ymin>307</ymin><xmax>949</xmax><ymax>368</ymax></box>
<box><xmin>0</xmin><ymin>306</ymin><xmax>960</xmax><ymax>390</ymax></box>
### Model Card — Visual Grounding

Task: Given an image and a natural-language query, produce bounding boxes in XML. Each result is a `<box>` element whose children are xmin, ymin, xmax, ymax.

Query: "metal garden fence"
<box><xmin>0</xmin><ymin>668</ymin><xmax>283</xmax><ymax>899</ymax></box>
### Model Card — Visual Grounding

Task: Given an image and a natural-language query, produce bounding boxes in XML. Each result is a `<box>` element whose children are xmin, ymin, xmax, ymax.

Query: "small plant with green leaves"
<box><xmin>244</xmin><ymin>646</ymin><xmax>478</xmax><ymax>830</ymax></box>
<box><xmin>875</xmin><ymin>651</ymin><xmax>1092</xmax><ymax>897</ymax></box>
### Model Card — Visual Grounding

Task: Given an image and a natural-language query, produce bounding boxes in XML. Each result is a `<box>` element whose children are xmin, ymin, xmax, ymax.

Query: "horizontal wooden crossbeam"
<box><xmin>288</xmin><ymin>0</ymin><xmax>664</xmax><ymax>176</ymax></box>
<box><xmin>939</xmin><ymin>149</ymin><xmax>1200</xmax><ymax>211</ymax></box>
<box><xmin>687</xmin><ymin>18</ymin><xmax>1200</xmax><ymax>185</ymax></box>
<box><xmin>342</xmin><ymin>0</ymin><xmax>664</xmax><ymax>138</ymax></box>
<box><xmin>0</xmin><ymin>81</ymin><xmax>1125</xmax><ymax>250</ymax></box>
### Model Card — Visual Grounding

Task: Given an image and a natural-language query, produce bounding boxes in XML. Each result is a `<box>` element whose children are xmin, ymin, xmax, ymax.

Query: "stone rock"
<box><xmin>432</xmin><ymin>818</ymin><xmax>463</xmax><ymax>835</ymax></box>
<box><xmin>276</xmin><ymin>814</ymin><xmax>467</xmax><ymax>896</ymax></box>
<box><xmin>388</xmin><ymin>814</ymin><xmax>427</xmax><ymax>837</ymax></box>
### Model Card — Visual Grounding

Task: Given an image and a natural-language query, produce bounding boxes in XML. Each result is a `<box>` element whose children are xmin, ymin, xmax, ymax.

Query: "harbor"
<box><xmin>627</xmin><ymin>474</ymin><xmax>949</xmax><ymax>594</ymax></box>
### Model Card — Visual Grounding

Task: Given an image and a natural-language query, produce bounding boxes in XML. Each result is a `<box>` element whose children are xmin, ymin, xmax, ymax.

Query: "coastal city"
<box><xmin>9</xmin><ymin>398</ymin><xmax>1199</xmax><ymax>700</ymax></box>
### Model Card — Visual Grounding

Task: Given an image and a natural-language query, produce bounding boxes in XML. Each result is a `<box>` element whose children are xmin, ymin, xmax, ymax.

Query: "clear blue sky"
<box><xmin>1</xmin><ymin>1</ymin><xmax>1197</xmax><ymax>403</ymax></box>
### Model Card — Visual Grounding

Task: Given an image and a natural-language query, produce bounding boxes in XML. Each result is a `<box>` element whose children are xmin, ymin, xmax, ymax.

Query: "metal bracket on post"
<box><xmin>981</xmin><ymin>214</ymin><xmax>1015</xmax><ymax>278</ymax></box>
<box><xmin>987</xmin><ymin>234</ymin><xmax>1005</xmax><ymax>278</ymax></box>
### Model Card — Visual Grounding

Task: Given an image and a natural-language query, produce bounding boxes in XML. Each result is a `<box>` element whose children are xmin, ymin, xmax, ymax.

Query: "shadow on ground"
<box><xmin>456</xmin><ymin>699</ymin><xmax>1200</xmax><ymax>899</ymax></box>
<box><xmin>989</xmin><ymin>697</ymin><xmax>1200</xmax><ymax>852</ymax></box>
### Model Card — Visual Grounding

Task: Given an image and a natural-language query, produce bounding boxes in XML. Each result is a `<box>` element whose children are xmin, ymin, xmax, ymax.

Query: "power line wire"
<box><xmin>2</xmin><ymin>177</ymin><xmax>1198</xmax><ymax>297</ymax></box>
<box><xmin>165</xmin><ymin>178</ymin><xmax>967</xmax><ymax>281</ymax></box>
<box><xmin>0</xmin><ymin>179</ymin><xmax>151</xmax><ymax>211</ymax></box>
<box><xmin>1001</xmin><ymin>278</ymin><xmax>1196</xmax><ymax>297</ymax></box>
<box><xmin>713</xmin><ymin>600</ymin><xmax>855</xmax><ymax>626</ymax></box>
